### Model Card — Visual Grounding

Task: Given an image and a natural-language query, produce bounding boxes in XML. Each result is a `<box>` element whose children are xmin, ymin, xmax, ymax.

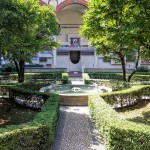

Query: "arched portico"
<box><xmin>56</xmin><ymin>0</ymin><xmax>88</xmax><ymax>15</ymax></box>
<box><xmin>38</xmin><ymin>0</ymin><xmax>95</xmax><ymax>72</ymax></box>
<box><xmin>56</xmin><ymin>2</ymin><xmax>89</xmax><ymax>72</ymax></box>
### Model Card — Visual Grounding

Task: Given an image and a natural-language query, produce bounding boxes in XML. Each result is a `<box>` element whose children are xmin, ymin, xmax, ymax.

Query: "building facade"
<box><xmin>30</xmin><ymin>0</ymin><xmax>150</xmax><ymax>72</ymax></box>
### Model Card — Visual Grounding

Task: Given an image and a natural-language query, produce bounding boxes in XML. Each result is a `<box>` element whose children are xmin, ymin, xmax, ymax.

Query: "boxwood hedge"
<box><xmin>100</xmin><ymin>85</ymin><xmax>150</xmax><ymax>107</ymax></box>
<box><xmin>15</xmin><ymin>81</ymin><xmax>51</xmax><ymax>91</ymax></box>
<box><xmin>62</xmin><ymin>73</ymin><xmax>69</xmax><ymax>84</ymax></box>
<box><xmin>0</xmin><ymin>72</ymin><xmax>63</xmax><ymax>81</ymax></box>
<box><xmin>86</xmin><ymin>72</ymin><xmax>150</xmax><ymax>82</ymax></box>
<box><xmin>89</xmin><ymin>95</ymin><xmax>150</xmax><ymax>150</ymax></box>
<box><xmin>0</xmin><ymin>85</ymin><xmax>60</xmax><ymax>150</ymax></box>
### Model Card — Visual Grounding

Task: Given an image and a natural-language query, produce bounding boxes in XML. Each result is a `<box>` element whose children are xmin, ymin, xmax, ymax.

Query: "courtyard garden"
<box><xmin>0</xmin><ymin>75</ymin><xmax>60</xmax><ymax>149</ymax></box>
<box><xmin>0</xmin><ymin>71</ymin><xmax>149</xmax><ymax>149</ymax></box>
<box><xmin>0</xmin><ymin>0</ymin><xmax>150</xmax><ymax>149</ymax></box>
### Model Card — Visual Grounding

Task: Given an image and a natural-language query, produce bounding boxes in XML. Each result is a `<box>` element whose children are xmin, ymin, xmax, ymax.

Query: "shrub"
<box><xmin>16</xmin><ymin>81</ymin><xmax>50</xmax><ymax>91</ymax></box>
<box><xmin>98</xmin><ymin>79</ymin><xmax>131</xmax><ymax>91</ymax></box>
<box><xmin>1</xmin><ymin>63</ymin><xmax>16</xmax><ymax>72</ymax></box>
<box><xmin>82</xmin><ymin>73</ymin><xmax>90</xmax><ymax>84</ymax></box>
<box><xmin>87</xmin><ymin>72</ymin><xmax>123</xmax><ymax>80</ymax></box>
<box><xmin>131</xmin><ymin>74</ymin><xmax>150</xmax><ymax>81</ymax></box>
<box><xmin>0</xmin><ymin>85</ymin><xmax>60</xmax><ymax>150</ymax></box>
<box><xmin>86</xmin><ymin>72</ymin><xmax>150</xmax><ymax>82</ymax></box>
<box><xmin>62</xmin><ymin>73</ymin><xmax>69</xmax><ymax>84</ymax></box>
<box><xmin>100</xmin><ymin>85</ymin><xmax>150</xmax><ymax>107</ymax></box>
<box><xmin>88</xmin><ymin>95</ymin><xmax>150</xmax><ymax>150</ymax></box>
<box><xmin>0</xmin><ymin>72</ymin><xmax>63</xmax><ymax>81</ymax></box>
<box><xmin>137</xmin><ymin>66</ymin><xmax>149</xmax><ymax>72</ymax></box>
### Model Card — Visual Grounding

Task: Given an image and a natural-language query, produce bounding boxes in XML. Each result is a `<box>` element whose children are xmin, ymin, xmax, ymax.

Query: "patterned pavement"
<box><xmin>50</xmin><ymin>106</ymin><xmax>106</xmax><ymax>150</ymax></box>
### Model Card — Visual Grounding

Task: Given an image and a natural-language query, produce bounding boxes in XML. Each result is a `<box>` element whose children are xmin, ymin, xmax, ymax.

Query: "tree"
<box><xmin>134</xmin><ymin>0</ymin><xmax>150</xmax><ymax>58</ymax></box>
<box><xmin>0</xmin><ymin>0</ymin><xmax>60</xmax><ymax>82</ymax></box>
<box><xmin>81</xmin><ymin>0</ymin><xmax>150</xmax><ymax>82</ymax></box>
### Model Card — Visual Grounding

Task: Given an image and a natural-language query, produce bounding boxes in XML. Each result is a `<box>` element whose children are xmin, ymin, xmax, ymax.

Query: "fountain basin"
<box><xmin>60</xmin><ymin>95</ymin><xmax>88</xmax><ymax>106</ymax></box>
<box><xmin>40</xmin><ymin>84</ymin><xmax>111</xmax><ymax>106</ymax></box>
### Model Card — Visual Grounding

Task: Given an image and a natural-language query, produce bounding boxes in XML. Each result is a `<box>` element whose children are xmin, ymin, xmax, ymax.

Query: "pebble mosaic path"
<box><xmin>50</xmin><ymin>106</ymin><xmax>106</xmax><ymax>150</ymax></box>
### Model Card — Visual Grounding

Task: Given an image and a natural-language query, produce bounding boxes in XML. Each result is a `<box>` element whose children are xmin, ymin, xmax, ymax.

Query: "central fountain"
<box><xmin>40</xmin><ymin>83</ymin><xmax>111</xmax><ymax>106</ymax></box>
<box><xmin>71</xmin><ymin>87</ymin><xmax>81</xmax><ymax>92</ymax></box>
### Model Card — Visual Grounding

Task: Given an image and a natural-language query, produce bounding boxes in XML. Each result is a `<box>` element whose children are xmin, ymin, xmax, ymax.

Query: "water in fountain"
<box><xmin>39</xmin><ymin>76</ymin><xmax>112</xmax><ymax>95</ymax></box>
<box><xmin>71</xmin><ymin>87</ymin><xmax>81</xmax><ymax>92</ymax></box>
<box><xmin>40</xmin><ymin>84</ymin><xmax>107</xmax><ymax>95</ymax></box>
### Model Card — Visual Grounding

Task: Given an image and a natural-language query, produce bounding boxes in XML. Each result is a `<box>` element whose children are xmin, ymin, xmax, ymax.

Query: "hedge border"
<box><xmin>0</xmin><ymin>85</ymin><xmax>60</xmax><ymax>150</ymax></box>
<box><xmin>62</xmin><ymin>73</ymin><xmax>69</xmax><ymax>84</ymax></box>
<box><xmin>89</xmin><ymin>95</ymin><xmax>150</xmax><ymax>150</ymax></box>
<box><xmin>86</xmin><ymin>72</ymin><xmax>150</xmax><ymax>81</ymax></box>
<box><xmin>0</xmin><ymin>72</ymin><xmax>63</xmax><ymax>81</ymax></box>
<box><xmin>100</xmin><ymin>85</ymin><xmax>150</xmax><ymax>107</ymax></box>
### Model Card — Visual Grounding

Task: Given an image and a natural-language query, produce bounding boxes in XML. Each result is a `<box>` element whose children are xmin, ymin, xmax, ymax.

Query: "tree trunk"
<box><xmin>120</xmin><ymin>56</ymin><xmax>126</xmax><ymax>81</ymax></box>
<box><xmin>13</xmin><ymin>59</ymin><xmax>25</xmax><ymax>82</ymax></box>
<box><xmin>128</xmin><ymin>48</ymin><xmax>140</xmax><ymax>82</ymax></box>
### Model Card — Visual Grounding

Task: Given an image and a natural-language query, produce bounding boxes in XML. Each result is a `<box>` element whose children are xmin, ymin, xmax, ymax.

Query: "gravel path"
<box><xmin>50</xmin><ymin>106</ymin><xmax>106</xmax><ymax>150</ymax></box>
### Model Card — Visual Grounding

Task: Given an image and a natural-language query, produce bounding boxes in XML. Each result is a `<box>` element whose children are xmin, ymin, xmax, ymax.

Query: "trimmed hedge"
<box><xmin>131</xmin><ymin>74</ymin><xmax>150</xmax><ymax>82</ymax></box>
<box><xmin>0</xmin><ymin>72</ymin><xmax>63</xmax><ymax>81</ymax></box>
<box><xmin>84</xmin><ymin>79</ymin><xmax>131</xmax><ymax>91</ymax></box>
<box><xmin>82</xmin><ymin>73</ymin><xmax>90</xmax><ymax>84</ymax></box>
<box><xmin>16</xmin><ymin>81</ymin><xmax>51</xmax><ymax>91</ymax></box>
<box><xmin>136</xmin><ymin>72</ymin><xmax>150</xmax><ymax>75</ymax></box>
<box><xmin>0</xmin><ymin>85</ymin><xmax>60</xmax><ymax>150</ymax></box>
<box><xmin>86</xmin><ymin>72</ymin><xmax>150</xmax><ymax>82</ymax></box>
<box><xmin>62</xmin><ymin>73</ymin><xmax>69</xmax><ymax>84</ymax></box>
<box><xmin>89</xmin><ymin>95</ymin><xmax>150</xmax><ymax>150</ymax></box>
<box><xmin>99</xmin><ymin>80</ymin><xmax>131</xmax><ymax>91</ymax></box>
<box><xmin>87</xmin><ymin>72</ymin><xmax>123</xmax><ymax>80</ymax></box>
<box><xmin>100</xmin><ymin>85</ymin><xmax>150</xmax><ymax>107</ymax></box>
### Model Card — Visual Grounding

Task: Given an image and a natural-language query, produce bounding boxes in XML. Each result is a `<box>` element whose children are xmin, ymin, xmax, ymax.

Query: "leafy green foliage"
<box><xmin>137</xmin><ymin>66</ymin><xmax>149</xmax><ymax>72</ymax></box>
<box><xmin>0</xmin><ymin>85</ymin><xmax>60</xmax><ymax>150</ymax></box>
<box><xmin>82</xmin><ymin>73</ymin><xmax>90</xmax><ymax>84</ymax></box>
<box><xmin>0</xmin><ymin>0</ymin><xmax>60</xmax><ymax>82</ymax></box>
<box><xmin>98</xmin><ymin>79</ymin><xmax>131</xmax><ymax>91</ymax></box>
<box><xmin>87</xmin><ymin>72</ymin><xmax>150</xmax><ymax>82</ymax></box>
<box><xmin>0</xmin><ymin>72</ymin><xmax>63</xmax><ymax>81</ymax></box>
<box><xmin>117</xmin><ymin>100</ymin><xmax>150</xmax><ymax>125</ymax></box>
<box><xmin>1</xmin><ymin>63</ymin><xmax>16</xmax><ymax>72</ymax></box>
<box><xmin>81</xmin><ymin>0</ymin><xmax>150</xmax><ymax>81</ymax></box>
<box><xmin>87</xmin><ymin>72</ymin><xmax>122</xmax><ymax>80</ymax></box>
<box><xmin>62</xmin><ymin>73</ymin><xmax>69</xmax><ymax>84</ymax></box>
<box><xmin>88</xmin><ymin>96</ymin><xmax>150</xmax><ymax>150</ymax></box>
<box><xmin>100</xmin><ymin>85</ymin><xmax>150</xmax><ymax>107</ymax></box>
<box><xmin>1</xmin><ymin>103</ymin><xmax>38</xmax><ymax>127</ymax></box>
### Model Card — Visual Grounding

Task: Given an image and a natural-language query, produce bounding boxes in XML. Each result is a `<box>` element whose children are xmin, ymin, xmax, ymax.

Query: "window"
<box><xmin>57</xmin><ymin>50</ymin><xmax>69</xmax><ymax>55</ymax></box>
<box><xmin>39</xmin><ymin>57</ymin><xmax>47</xmax><ymax>62</ymax></box>
<box><xmin>81</xmin><ymin>51</ymin><xmax>94</xmax><ymax>55</ymax></box>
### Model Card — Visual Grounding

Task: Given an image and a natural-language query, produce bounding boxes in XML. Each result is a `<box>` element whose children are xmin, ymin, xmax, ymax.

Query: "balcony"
<box><xmin>57</xmin><ymin>46</ymin><xmax>95</xmax><ymax>51</ymax></box>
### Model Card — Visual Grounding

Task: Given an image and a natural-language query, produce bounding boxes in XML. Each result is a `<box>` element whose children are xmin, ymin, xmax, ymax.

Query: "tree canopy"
<box><xmin>81</xmin><ymin>0</ymin><xmax>150</xmax><ymax>81</ymax></box>
<box><xmin>0</xmin><ymin>0</ymin><xmax>60</xmax><ymax>82</ymax></box>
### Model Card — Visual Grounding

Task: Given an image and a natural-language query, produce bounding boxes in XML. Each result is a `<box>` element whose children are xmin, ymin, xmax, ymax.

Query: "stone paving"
<box><xmin>50</xmin><ymin>106</ymin><xmax>106</xmax><ymax>150</ymax></box>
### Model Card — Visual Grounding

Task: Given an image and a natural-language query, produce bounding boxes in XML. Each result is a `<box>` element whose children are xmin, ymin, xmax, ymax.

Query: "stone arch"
<box><xmin>56</xmin><ymin>0</ymin><xmax>88</xmax><ymax>15</ymax></box>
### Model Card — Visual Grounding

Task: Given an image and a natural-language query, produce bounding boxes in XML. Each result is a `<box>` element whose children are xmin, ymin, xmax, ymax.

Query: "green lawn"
<box><xmin>117</xmin><ymin>100</ymin><xmax>150</xmax><ymax>125</ymax></box>
<box><xmin>0</xmin><ymin>98</ymin><xmax>38</xmax><ymax>127</ymax></box>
